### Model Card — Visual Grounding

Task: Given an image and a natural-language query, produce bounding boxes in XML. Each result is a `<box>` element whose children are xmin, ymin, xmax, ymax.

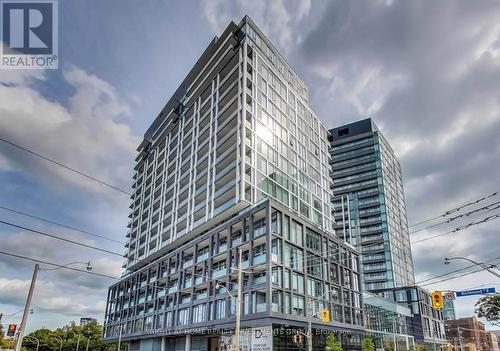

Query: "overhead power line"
<box><xmin>0</xmin><ymin>205</ymin><xmax>125</xmax><ymax>245</ymax></box>
<box><xmin>409</xmin><ymin>191</ymin><xmax>499</xmax><ymax>228</ymax></box>
<box><xmin>0</xmin><ymin>250</ymin><xmax>118</xmax><ymax>279</ymax></box>
<box><xmin>419</xmin><ymin>265</ymin><xmax>494</xmax><ymax>288</ymax></box>
<box><xmin>416</xmin><ymin>255</ymin><xmax>500</xmax><ymax>285</ymax></box>
<box><xmin>0</xmin><ymin>220</ymin><xmax>122</xmax><ymax>257</ymax></box>
<box><xmin>0</xmin><ymin>136</ymin><xmax>132</xmax><ymax>196</ymax></box>
<box><xmin>410</xmin><ymin>200</ymin><xmax>500</xmax><ymax>234</ymax></box>
<box><xmin>410</xmin><ymin>212</ymin><xmax>500</xmax><ymax>244</ymax></box>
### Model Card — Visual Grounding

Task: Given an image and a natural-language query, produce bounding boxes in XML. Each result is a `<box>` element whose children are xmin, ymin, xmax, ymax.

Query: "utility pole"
<box><xmin>307</xmin><ymin>297</ymin><xmax>313</xmax><ymax>351</ymax></box>
<box><xmin>458</xmin><ymin>326</ymin><xmax>464</xmax><ymax>351</ymax></box>
<box><xmin>117</xmin><ymin>324</ymin><xmax>123</xmax><ymax>351</ymax></box>
<box><xmin>85</xmin><ymin>337</ymin><xmax>92</xmax><ymax>351</ymax></box>
<box><xmin>15</xmin><ymin>264</ymin><xmax>39</xmax><ymax>351</ymax></box>
<box><xmin>235</xmin><ymin>247</ymin><xmax>242</xmax><ymax>351</ymax></box>
<box><xmin>393</xmin><ymin>318</ymin><xmax>397</xmax><ymax>351</ymax></box>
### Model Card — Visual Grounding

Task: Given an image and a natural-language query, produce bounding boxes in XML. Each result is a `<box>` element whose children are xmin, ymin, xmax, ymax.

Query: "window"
<box><xmin>155</xmin><ymin>314</ymin><xmax>164</xmax><ymax>328</ymax></box>
<box><xmin>338</xmin><ymin>128</ymin><xmax>349</xmax><ymax>137</ymax></box>
<box><xmin>272</xmin><ymin>291</ymin><xmax>282</xmax><ymax>312</ymax></box>
<box><xmin>284</xmin><ymin>244</ymin><xmax>303</xmax><ymax>271</ymax></box>
<box><xmin>134</xmin><ymin>318</ymin><xmax>143</xmax><ymax>332</ymax></box>
<box><xmin>291</xmin><ymin>272</ymin><xmax>304</xmax><ymax>293</ymax></box>
<box><xmin>215</xmin><ymin>299</ymin><xmax>226</xmax><ymax>320</ymax></box>
<box><xmin>292</xmin><ymin>296</ymin><xmax>305</xmax><ymax>315</ymax></box>
<box><xmin>192</xmin><ymin>304</ymin><xmax>207</xmax><ymax>323</ymax></box>
<box><xmin>307</xmin><ymin>255</ymin><xmax>321</xmax><ymax>277</ymax></box>
<box><xmin>253</xmin><ymin>244</ymin><xmax>266</xmax><ymax>265</ymax></box>
<box><xmin>307</xmin><ymin>278</ymin><xmax>323</xmax><ymax>297</ymax></box>
<box><xmin>212</xmin><ymin>261</ymin><xmax>227</xmax><ymax>278</ymax></box>
<box><xmin>289</xmin><ymin>220</ymin><xmax>303</xmax><ymax>246</ymax></box>
<box><xmin>254</xmin><ymin>292</ymin><xmax>266</xmax><ymax>313</ymax></box>
<box><xmin>306</xmin><ymin>229</ymin><xmax>321</xmax><ymax>252</ymax></box>
<box><xmin>144</xmin><ymin>316</ymin><xmax>153</xmax><ymax>331</ymax></box>
<box><xmin>271</xmin><ymin>209</ymin><xmax>281</xmax><ymax>234</ymax></box>
<box><xmin>271</xmin><ymin>239</ymin><xmax>281</xmax><ymax>263</ymax></box>
<box><xmin>178</xmin><ymin>308</ymin><xmax>189</xmax><ymax>325</ymax></box>
<box><xmin>165</xmin><ymin>311</ymin><xmax>173</xmax><ymax>327</ymax></box>
<box><xmin>272</xmin><ymin>267</ymin><xmax>282</xmax><ymax>287</ymax></box>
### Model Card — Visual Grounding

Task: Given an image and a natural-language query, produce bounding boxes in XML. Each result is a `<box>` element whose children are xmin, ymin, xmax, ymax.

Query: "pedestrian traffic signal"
<box><xmin>321</xmin><ymin>308</ymin><xmax>330</xmax><ymax>322</ymax></box>
<box><xmin>292</xmin><ymin>334</ymin><xmax>304</xmax><ymax>343</ymax></box>
<box><xmin>7</xmin><ymin>324</ymin><xmax>17</xmax><ymax>337</ymax></box>
<box><xmin>432</xmin><ymin>291</ymin><xmax>444</xmax><ymax>309</ymax></box>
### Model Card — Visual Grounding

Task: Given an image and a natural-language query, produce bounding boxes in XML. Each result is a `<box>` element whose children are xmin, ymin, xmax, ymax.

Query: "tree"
<box><xmin>363</xmin><ymin>337</ymin><xmax>375</xmax><ymax>351</ymax></box>
<box><xmin>21</xmin><ymin>321</ymin><xmax>117</xmax><ymax>351</ymax></box>
<box><xmin>475</xmin><ymin>293</ymin><xmax>500</xmax><ymax>326</ymax></box>
<box><xmin>325</xmin><ymin>333</ymin><xmax>343</xmax><ymax>351</ymax></box>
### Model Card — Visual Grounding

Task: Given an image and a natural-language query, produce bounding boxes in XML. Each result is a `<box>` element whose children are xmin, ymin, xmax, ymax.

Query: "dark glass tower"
<box><xmin>329</xmin><ymin>118</ymin><xmax>415</xmax><ymax>291</ymax></box>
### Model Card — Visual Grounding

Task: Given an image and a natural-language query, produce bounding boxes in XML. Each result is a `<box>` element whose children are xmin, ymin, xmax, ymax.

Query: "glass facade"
<box><xmin>329</xmin><ymin>118</ymin><xmax>415</xmax><ymax>291</ymax></box>
<box><xmin>363</xmin><ymin>292</ymin><xmax>415</xmax><ymax>351</ymax></box>
<box><xmin>373</xmin><ymin>286</ymin><xmax>447</xmax><ymax>346</ymax></box>
<box><xmin>105</xmin><ymin>200</ymin><xmax>364</xmax><ymax>340</ymax></box>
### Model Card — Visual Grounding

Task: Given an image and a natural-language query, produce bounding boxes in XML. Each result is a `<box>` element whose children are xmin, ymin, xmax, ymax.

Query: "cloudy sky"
<box><xmin>1</xmin><ymin>0</ymin><xmax>499</xmax><ymax>331</ymax></box>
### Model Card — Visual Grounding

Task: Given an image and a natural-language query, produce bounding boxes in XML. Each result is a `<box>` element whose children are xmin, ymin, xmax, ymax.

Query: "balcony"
<box><xmin>182</xmin><ymin>259</ymin><xmax>194</xmax><ymax>269</ymax></box>
<box><xmin>253</xmin><ymin>254</ymin><xmax>266</xmax><ymax>265</ymax></box>
<box><xmin>212</xmin><ymin>268</ymin><xmax>227</xmax><ymax>279</ymax></box>
<box><xmin>253</xmin><ymin>275</ymin><xmax>266</xmax><ymax>286</ymax></box>
<box><xmin>196</xmin><ymin>252</ymin><xmax>209</xmax><ymax>263</ymax></box>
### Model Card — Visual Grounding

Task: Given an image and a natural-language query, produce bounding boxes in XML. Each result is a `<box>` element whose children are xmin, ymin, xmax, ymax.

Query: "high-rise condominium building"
<box><xmin>328</xmin><ymin>118</ymin><xmax>415</xmax><ymax>291</ymax></box>
<box><xmin>104</xmin><ymin>16</ymin><xmax>364</xmax><ymax>351</ymax></box>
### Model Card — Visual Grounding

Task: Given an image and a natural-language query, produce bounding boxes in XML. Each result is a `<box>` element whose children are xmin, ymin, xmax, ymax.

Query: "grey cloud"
<box><xmin>289</xmin><ymin>0</ymin><xmax>500</xmax><ymax>312</ymax></box>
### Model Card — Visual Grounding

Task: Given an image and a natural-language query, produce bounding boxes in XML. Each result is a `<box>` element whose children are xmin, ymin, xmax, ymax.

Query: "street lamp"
<box><xmin>14</xmin><ymin>261</ymin><xmax>92</xmax><ymax>351</ymax></box>
<box><xmin>52</xmin><ymin>334</ymin><xmax>63</xmax><ymax>351</ymax></box>
<box><xmin>215</xmin><ymin>282</ymin><xmax>241</xmax><ymax>351</ymax></box>
<box><xmin>41</xmin><ymin>261</ymin><xmax>93</xmax><ymax>272</ymax></box>
<box><xmin>444</xmin><ymin>256</ymin><xmax>500</xmax><ymax>278</ymax></box>
<box><xmin>23</xmin><ymin>335</ymin><xmax>40</xmax><ymax>351</ymax></box>
<box><xmin>217</xmin><ymin>247</ymin><xmax>244</xmax><ymax>351</ymax></box>
<box><xmin>85</xmin><ymin>337</ymin><xmax>92</xmax><ymax>351</ymax></box>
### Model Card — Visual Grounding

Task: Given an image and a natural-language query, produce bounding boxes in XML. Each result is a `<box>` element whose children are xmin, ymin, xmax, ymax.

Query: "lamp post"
<box><xmin>216</xmin><ymin>248</ymin><xmax>244</xmax><ymax>351</ymax></box>
<box><xmin>305</xmin><ymin>289</ymin><xmax>331</xmax><ymax>351</ymax></box>
<box><xmin>444</xmin><ymin>257</ymin><xmax>500</xmax><ymax>278</ymax></box>
<box><xmin>117</xmin><ymin>323</ymin><xmax>126</xmax><ymax>351</ymax></box>
<box><xmin>85</xmin><ymin>337</ymin><xmax>92</xmax><ymax>351</ymax></box>
<box><xmin>76</xmin><ymin>334</ymin><xmax>81</xmax><ymax>351</ymax></box>
<box><xmin>53</xmin><ymin>334</ymin><xmax>63</xmax><ymax>351</ymax></box>
<box><xmin>14</xmin><ymin>261</ymin><xmax>92</xmax><ymax>351</ymax></box>
<box><xmin>24</xmin><ymin>335</ymin><xmax>40</xmax><ymax>351</ymax></box>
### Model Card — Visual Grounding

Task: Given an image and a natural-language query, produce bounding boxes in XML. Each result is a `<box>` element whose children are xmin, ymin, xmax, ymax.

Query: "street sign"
<box><xmin>445</xmin><ymin>292</ymin><xmax>456</xmax><ymax>300</ymax></box>
<box><xmin>456</xmin><ymin>288</ymin><xmax>496</xmax><ymax>297</ymax></box>
<box><xmin>7</xmin><ymin>324</ymin><xmax>17</xmax><ymax>337</ymax></box>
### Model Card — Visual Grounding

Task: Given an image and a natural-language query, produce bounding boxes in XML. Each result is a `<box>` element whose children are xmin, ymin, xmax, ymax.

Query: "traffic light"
<box><xmin>321</xmin><ymin>308</ymin><xmax>330</xmax><ymax>322</ymax></box>
<box><xmin>292</xmin><ymin>334</ymin><xmax>304</xmax><ymax>343</ymax></box>
<box><xmin>432</xmin><ymin>291</ymin><xmax>444</xmax><ymax>309</ymax></box>
<box><xmin>7</xmin><ymin>324</ymin><xmax>17</xmax><ymax>337</ymax></box>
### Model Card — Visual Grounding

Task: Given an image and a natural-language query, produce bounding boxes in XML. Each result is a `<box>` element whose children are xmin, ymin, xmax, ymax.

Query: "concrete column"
<box><xmin>160</xmin><ymin>337</ymin><xmax>165</xmax><ymax>351</ymax></box>
<box><xmin>185</xmin><ymin>334</ymin><xmax>191</xmax><ymax>351</ymax></box>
